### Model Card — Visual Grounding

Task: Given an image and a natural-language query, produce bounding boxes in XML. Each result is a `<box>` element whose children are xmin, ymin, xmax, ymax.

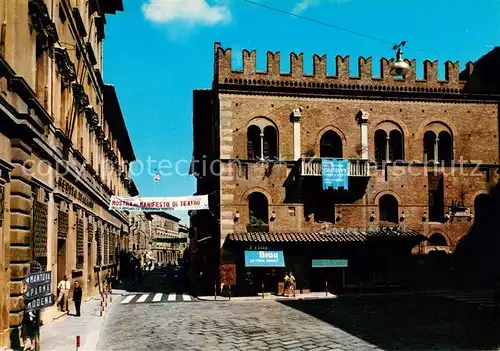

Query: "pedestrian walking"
<box><xmin>284</xmin><ymin>272</ymin><xmax>290</xmax><ymax>296</ymax></box>
<box><xmin>73</xmin><ymin>281</ymin><xmax>83</xmax><ymax>317</ymax></box>
<box><xmin>57</xmin><ymin>275</ymin><xmax>70</xmax><ymax>312</ymax></box>
<box><xmin>289</xmin><ymin>272</ymin><xmax>296</xmax><ymax>297</ymax></box>
<box><xmin>21</xmin><ymin>310</ymin><xmax>38</xmax><ymax>351</ymax></box>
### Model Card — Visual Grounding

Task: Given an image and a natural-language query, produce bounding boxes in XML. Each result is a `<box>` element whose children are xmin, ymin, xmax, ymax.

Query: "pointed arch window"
<box><xmin>320</xmin><ymin>131</ymin><xmax>343</xmax><ymax>158</ymax></box>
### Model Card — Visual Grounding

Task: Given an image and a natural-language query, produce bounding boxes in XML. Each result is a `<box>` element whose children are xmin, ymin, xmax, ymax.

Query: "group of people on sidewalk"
<box><xmin>20</xmin><ymin>272</ymin><xmax>114</xmax><ymax>350</ymax></box>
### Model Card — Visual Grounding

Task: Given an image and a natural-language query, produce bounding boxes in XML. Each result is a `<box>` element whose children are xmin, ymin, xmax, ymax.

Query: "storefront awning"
<box><xmin>226</xmin><ymin>227</ymin><xmax>426</xmax><ymax>244</ymax></box>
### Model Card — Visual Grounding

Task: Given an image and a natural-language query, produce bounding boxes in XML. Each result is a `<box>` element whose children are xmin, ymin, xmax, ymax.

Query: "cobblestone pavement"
<box><xmin>97</xmin><ymin>299</ymin><xmax>380</xmax><ymax>351</ymax></box>
<box><xmin>97</xmin><ymin>294</ymin><xmax>500</xmax><ymax>351</ymax></box>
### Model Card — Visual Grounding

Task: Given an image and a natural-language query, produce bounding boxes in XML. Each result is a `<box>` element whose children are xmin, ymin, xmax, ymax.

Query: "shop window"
<box><xmin>429</xmin><ymin>233</ymin><xmax>448</xmax><ymax>246</ymax></box>
<box><xmin>320</xmin><ymin>131</ymin><xmax>343</xmax><ymax>158</ymax></box>
<box><xmin>379</xmin><ymin>194</ymin><xmax>399</xmax><ymax>223</ymax></box>
<box><xmin>248</xmin><ymin>192</ymin><xmax>269</xmax><ymax>224</ymax></box>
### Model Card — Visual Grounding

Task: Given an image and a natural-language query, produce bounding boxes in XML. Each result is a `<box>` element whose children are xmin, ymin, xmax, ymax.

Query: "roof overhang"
<box><xmin>225</xmin><ymin>227</ymin><xmax>426</xmax><ymax>245</ymax></box>
<box><xmin>99</xmin><ymin>0</ymin><xmax>124</xmax><ymax>14</ymax></box>
<box><xmin>103</xmin><ymin>84</ymin><xmax>136</xmax><ymax>162</ymax></box>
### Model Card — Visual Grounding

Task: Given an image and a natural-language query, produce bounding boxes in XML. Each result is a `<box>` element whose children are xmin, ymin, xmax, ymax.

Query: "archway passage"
<box><xmin>379</xmin><ymin>194</ymin><xmax>399</xmax><ymax>223</ymax></box>
<box><xmin>320</xmin><ymin>131</ymin><xmax>343</xmax><ymax>158</ymax></box>
<box><xmin>429</xmin><ymin>233</ymin><xmax>448</xmax><ymax>246</ymax></box>
<box><xmin>248</xmin><ymin>192</ymin><xmax>269</xmax><ymax>224</ymax></box>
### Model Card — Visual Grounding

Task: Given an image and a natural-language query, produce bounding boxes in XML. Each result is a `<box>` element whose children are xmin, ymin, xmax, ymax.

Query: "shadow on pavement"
<box><xmin>126</xmin><ymin>270</ymin><xmax>189</xmax><ymax>294</ymax></box>
<box><xmin>279</xmin><ymin>294</ymin><xmax>500</xmax><ymax>350</ymax></box>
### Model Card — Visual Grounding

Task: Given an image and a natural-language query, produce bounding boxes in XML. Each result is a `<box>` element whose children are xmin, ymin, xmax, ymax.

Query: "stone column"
<box><xmin>292</xmin><ymin>108</ymin><xmax>302</xmax><ymax>160</ymax></box>
<box><xmin>9</xmin><ymin>139</ymin><xmax>32</xmax><ymax>343</ymax></box>
<box><xmin>385</xmin><ymin>136</ymin><xmax>390</xmax><ymax>163</ymax></box>
<box><xmin>357</xmin><ymin>110</ymin><xmax>369</xmax><ymax>159</ymax></box>
<box><xmin>434</xmin><ymin>137</ymin><xmax>440</xmax><ymax>163</ymax></box>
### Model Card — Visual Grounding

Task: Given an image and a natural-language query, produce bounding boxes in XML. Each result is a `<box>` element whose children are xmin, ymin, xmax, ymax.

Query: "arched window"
<box><xmin>423</xmin><ymin>123</ymin><xmax>453</xmax><ymax>163</ymax></box>
<box><xmin>474</xmin><ymin>193</ymin><xmax>490</xmax><ymax>221</ymax></box>
<box><xmin>374</xmin><ymin>130</ymin><xmax>387</xmax><ymax>163</ymax></box>
<box><xmin>379</xmin><ymin>194</ymin><xmax>399</xmax><ymax>223</ymax></box>
<box><xmin>438</xmin><ymin>131</ymin><xmax>453</xmax><ymax>163</ymax></box>
<box><xmin>423</xmin><ymin>131</ymin><xmax>436</xmax><ymax>162</ymax></box>
<box><xmin>389</xmin><ymin>130</ymin><xmax>404</xmax><ymax>161</ymax></box>
<box><xmin>429</xmin><ymin>233</ymin><xmax>448</xmax><ymax>246</ymax></box>
<box><xmin>320</xmin><ymin>131</ymin><xmax>343</xmax><ymax>158</ymax></box>
<box><xmin>246</xmin><ymin>118</ymin><xmax>279</xmax><ymax>160</ymax></box>
<box><xmin>263</xmin><ymin>126</ymin><xmax>278</xmax><ymax>159</ymax></box>
<box><xmin>248</xmin><ymin>192</ymin><xmax>269</xmax><ymax>224</ymax></box>
<box><xmin>374</xmin><ymin>122</ymin><xmax>404</xmax><ymax>163</ymax></box>
<box><xmin>247</xmin><ymin>126</ymin><xmax>261</xmax><ymax>160</ymax></box>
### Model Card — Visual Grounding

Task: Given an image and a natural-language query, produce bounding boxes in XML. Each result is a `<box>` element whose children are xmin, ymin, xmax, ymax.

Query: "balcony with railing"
<box><xmin>298</xmin><ymin>158</ymin><xmax>371</xmax><ymax>177</ymax></box>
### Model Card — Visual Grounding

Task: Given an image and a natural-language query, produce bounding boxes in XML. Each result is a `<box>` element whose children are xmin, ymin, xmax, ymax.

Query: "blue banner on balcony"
<box><xmin>321</xmin><ymin>159</ymin><xmax>349</xmax><ymax>190</ymax></box>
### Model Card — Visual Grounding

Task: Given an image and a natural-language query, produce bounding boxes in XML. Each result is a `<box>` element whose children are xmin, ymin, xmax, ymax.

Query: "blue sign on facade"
<box><xmin>312</xmin><ymin>259</ymin><xmax>348</xmax><ymax>268</ymax></box>
<box><xmin>321</xmin><ymin>158</ymin><xmax>349</xmax><ymax>190</ymax></box>
<box><xmin>244</xmin><ymin>251</ymin><xmax>285</xmax><ymax>267</ymax></box>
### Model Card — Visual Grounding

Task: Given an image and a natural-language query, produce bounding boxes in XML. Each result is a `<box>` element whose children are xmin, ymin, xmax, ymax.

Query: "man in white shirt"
<box><xmin>57</xmin><ymin>275</ymin><xmax>70</xmax><ymax>312</ymax></box>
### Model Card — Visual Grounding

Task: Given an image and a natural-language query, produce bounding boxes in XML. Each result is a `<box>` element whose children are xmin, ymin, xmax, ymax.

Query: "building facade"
<box><xmin>0</xmin><ymin>0</ymin><xmax>136</xmax><ymax>346</ymax></box>
<box><xmin>190</xmin><ymin>43</ymin><xmax>500</xmax><ymax>295</ymax></box>
<box><xmin>150</xmin><ymin>212</ymin><xmax>187</xmax><ymax>265</ymax></box>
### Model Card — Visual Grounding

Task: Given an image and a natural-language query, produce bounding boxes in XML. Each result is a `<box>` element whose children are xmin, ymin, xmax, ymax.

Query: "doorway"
<box><xmin>57</xmin><ymin>239</ymin><xmax>67</xmax><ymax>283</ymax></box>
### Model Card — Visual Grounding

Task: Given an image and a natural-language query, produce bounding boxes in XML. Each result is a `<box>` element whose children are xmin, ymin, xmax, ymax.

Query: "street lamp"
<box><xmin>153</xmin><ymin>169</ymin><xmax>160</xmax><ymax>183</ymax></box>
<box><xmin>390</xmin><ymin>41</ymin><xmax>410</xmax><ymax>77</ymax></box>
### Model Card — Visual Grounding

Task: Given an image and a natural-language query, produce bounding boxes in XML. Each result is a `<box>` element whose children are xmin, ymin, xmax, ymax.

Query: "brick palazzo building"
<box><xmin>190</xmin><ymin>43</ymin><xmax>500</xmax><ymax>296</ymax></box>
<box><xmin>0</xmin><ymin>0</ymin><xmax>138</xmax><ymax>346</ymax></box>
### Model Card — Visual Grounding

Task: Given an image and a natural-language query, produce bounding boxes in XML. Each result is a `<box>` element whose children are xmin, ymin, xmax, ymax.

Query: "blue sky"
<box><xmin>103</xmin><ymin>0</ymin><xmax>500</xmax><ymax>224</ymax></box>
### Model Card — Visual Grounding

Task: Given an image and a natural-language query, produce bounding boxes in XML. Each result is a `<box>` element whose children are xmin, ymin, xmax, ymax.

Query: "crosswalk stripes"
<box><xmin>121</xmin><ymin>293</ymin><xmax>196</xmax><ymax>304</ymax></box>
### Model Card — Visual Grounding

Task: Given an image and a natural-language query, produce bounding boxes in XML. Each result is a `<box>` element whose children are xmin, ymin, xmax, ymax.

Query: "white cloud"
<box><xmin>142</xmin><ymin>0</ymin><xmax>231</xmax><ymax>26</ymax></box>
<box><xmin>292</xmin><ymin>0</ymin><xmax>349</xmax><ymax>15</ymax></box>
<box><xmin>292</xmin><ymin>0</ymin><xmax>318</xmax><ymax>14</ymax></box>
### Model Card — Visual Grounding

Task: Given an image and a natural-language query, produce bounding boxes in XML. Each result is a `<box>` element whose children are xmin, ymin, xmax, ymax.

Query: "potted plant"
<box><xmin>303</xmin><ymin>147</ymin><xmax>315</xmax><ymax>158</ymax></box>
<box><xmin>246</xmin><ymin>213</ymin><xmax>269</xmax><ymax>233</ymax></box>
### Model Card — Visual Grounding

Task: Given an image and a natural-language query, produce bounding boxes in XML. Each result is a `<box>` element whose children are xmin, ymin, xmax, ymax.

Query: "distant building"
<box><xmin>190</xmin><ymin>43</ymin><xmax>500</xmax><ymax>296</ymax></box>
<box><xmin>149</xmin><ymin>212</ymin><xmax>187</xmax><ymax>264</ymax></box>
<box><xmin>0</xmin><ymin>0</ymin><xmax>137</xmax><ymax>345</ymax></box>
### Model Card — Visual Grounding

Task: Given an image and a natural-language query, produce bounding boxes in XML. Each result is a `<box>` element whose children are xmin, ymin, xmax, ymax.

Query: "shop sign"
<box><xmin>244</xmin><ymin>251</ymin><xmax>285</xmax><ymax>267</ymax></box>
<box><xmin>220</xmin><ymin>264</ymin><xmax>236</xmax><ymax>285</ymax></box>
<box><xmin>109</xmin><ymin>195</ymin><xmax>209</xmax><ymax>212</ymax></box>
<box><xmin>312</xmin><ymin>259</ymin><xmax>348</xmax><ymax>268</ymax></box>
<box><xmin>55</xmin><ymin>176</ymin><xmax>94</xmax><ymax>209</ymax></box>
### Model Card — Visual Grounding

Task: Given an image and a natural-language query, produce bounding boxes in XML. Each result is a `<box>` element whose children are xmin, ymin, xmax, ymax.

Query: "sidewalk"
<box><xmin>40</xmin><ymin>290</ymin><xmax>126</xmax><ymax>351</ymax></box>
<box><xmin>198</xmin><ymin>292</ymin><xmax>337</xmax><ymax>301</ymax></box>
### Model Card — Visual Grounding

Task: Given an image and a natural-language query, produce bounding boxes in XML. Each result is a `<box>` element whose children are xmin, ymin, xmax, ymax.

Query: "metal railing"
<box><xmin>299</xmin><ymin>158</ymin><xmax>371</xmax><ymax>177</ymax></box>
